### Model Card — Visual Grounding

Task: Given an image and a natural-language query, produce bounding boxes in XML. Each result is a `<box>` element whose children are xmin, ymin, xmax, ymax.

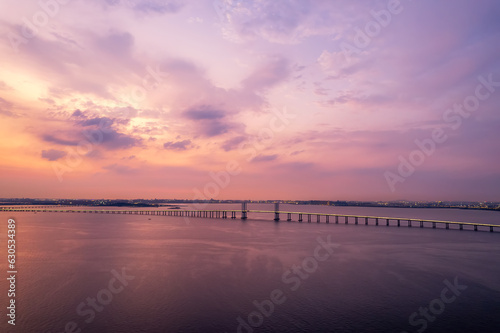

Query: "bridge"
<box><xmin>1</xmin><ymin>202</ymin><xmax>498</xmax><ymax>233</ymax></box>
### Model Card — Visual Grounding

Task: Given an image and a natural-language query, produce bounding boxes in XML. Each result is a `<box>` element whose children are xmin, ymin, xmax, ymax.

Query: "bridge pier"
<box><xmin>408</xmin><ymin>220</ymin><xmax>412</xmax><ymax>227</ymax></box>
<box><xmin>433</xmin><ymin>222</ymin><xmax>436</xmax><ymax>228</ymax></box>
<box><xmin>326</xmin><ymin>215</ymin><xmax>329</xmax><ymax>224</ymax></box>
<box><xmin>307</xmin><ymin>214</ymin><xmax>311</xmax><ymax>223</ymax></box>
<box><xmin>446</xmin><ymin>223</ymin><xmax>449</xmax><ymax>229</ymax></box>
<box><xmin>365</xmin><ymin>217</ymin><xmax>368</xmax><ymax>225</ymax></box>
<box><xmin>345</xmin><ymin>216</ymin><xmax>348</xmax><ymax>224</ymax></box>
<box><xmin>474</xmin><ymin>225</ymin><xmax>478</xmax><ymax>231</ymax></box>
<box><xmin>274</xmin><ymin>202</ymin><xmax>280</xmax><ymax>221</ymax></box>
<box><xmin>491</xmin><ymin>226</ymin><xmax>494</xmax><ymax>232</ymax></box>
<box><xmin>355</xmin><ymin>217</ymin><xmax>358</xmax><ymax>225</ymax></box>
<box><xmin>242</xmin><ymin>202</ymin><xmax>248</xmax><ymax>220</ymax></box>
<box><xmin>375</xmin><ymin>218</ymin><xmax>378</xmax><ymax>226</ymax></box>
<box><xmin>298</xmin><ymin>214</ymin><xmax>302</xmax><ymax>222</ymax></box>
<box><xmin>420</xmin><ymin>221</ymin><xmax>423</xmax><ymax>228</ymax></box>
<box><xmin>336</xmin><ymin>216</ymin><xmax>339</xmax><ymax>224</ymax></box>
<box><xmin>387</xmin><ymin>219</ymin><xmax>390</xmax><ymax>226</ymax></box>
<box><xmin>287</xmin><ymin>213</ymin><xmax>291</xmax><ymax>221</ymax></box>
<box><xmin>317</xmin><ymin>215</ymin><xmax>320</xmax><ymax>223</ymax></box>
<box><xmin>397</xmin><ymin>219</ymin><xmax>400</xmax><ymax>227</ymax></box>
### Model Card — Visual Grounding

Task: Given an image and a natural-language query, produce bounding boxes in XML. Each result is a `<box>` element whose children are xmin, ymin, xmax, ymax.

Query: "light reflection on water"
<box><xmin>1</xmin><ymin>205</ymin><xmax>500</xmax><ymax>332</ymax></box>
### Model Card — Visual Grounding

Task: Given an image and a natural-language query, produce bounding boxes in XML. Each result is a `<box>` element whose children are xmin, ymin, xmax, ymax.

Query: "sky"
<box><xmin>0</xmin><ymin>0</ymin><xmax>499</xmax><ymax>201</ymax></box>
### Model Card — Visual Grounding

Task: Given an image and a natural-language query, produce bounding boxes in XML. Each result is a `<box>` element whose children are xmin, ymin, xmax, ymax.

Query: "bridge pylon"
<box><xmin>274</xmin><ymin>202</ymin><xmax>280</xmax><ymax>221</ymax></box>
<box><xmin>241</xmin><ymin>202</ymin><xmax>247</xmax><ymax>219</ymax></box>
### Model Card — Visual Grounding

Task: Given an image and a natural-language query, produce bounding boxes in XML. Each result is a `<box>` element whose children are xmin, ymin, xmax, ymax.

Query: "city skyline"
<box><xmin>1</xmin><ymin>0</ymin><xmax>500</xmax><ymax>201</ymax></box>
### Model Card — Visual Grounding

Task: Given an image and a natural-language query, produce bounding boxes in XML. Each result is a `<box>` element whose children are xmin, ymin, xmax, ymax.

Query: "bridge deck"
<box><xmin>0</xmin><ymin>207</ymin><xmax>498</xmax><ymax>231</ymax></box>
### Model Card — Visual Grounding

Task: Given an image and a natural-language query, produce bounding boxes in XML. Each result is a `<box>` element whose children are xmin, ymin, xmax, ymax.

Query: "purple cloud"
<box><xmin>252</xmin><ymin>154</ymin><xmax>279</xmax><ymax>163</ymax></box>
<box><xmin>41</xmin><ymin>114</ymin><xmax>141</xmax><ymax>150</ymax></box>
<box><xmin>183</xmin><ymin>107</ymin><xmax>226</xmax><ymax>120</ymax></box>
<box><xmin>103</xmin><ymin>163</ymin><xmax>139</xmax><ymax>174</ymax></box>
<box><xmin>242</xmin><ymin>56</ymin><xmax>291</xmax><ymax>92</ymax></box>
<box><xmin>103</xmin><ymin>0</ymin><xmax>184</xmax><ymax>14</ymax></box>
<box><xmin>133</xmin><ymin>0</ymin><xmax>184</xmax><ymax>14</ymax></box>
<box><xmin>221</xmin><ymin>136</ymin><xmax>246</xmax><ymax>151</ymax></box>
<box><xmin>42</xmin><ymin>134</ymin><xmax>79</xmax><ymax>146</ymax></box>
<box><xmin>41</xmin><ymin>149</ymin><xmax>67</xmax><ymax>161</ymax></box>
<box><xmin>163</xmin><ymin>140</ymin><xmax>192</xmax><ymax>151</ymax></box>
<box><xmin>0</xmin><ymin>97</ymin><xmax>17</xmax><ymax>117</ymax></box>
<box><xmin>181</xmin><ymin>105</ymin><xmax>237</xmax><ymax>137</ymax></box>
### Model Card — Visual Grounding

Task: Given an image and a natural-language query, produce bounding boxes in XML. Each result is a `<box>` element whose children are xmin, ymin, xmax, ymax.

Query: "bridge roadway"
<box><xmin>0</xmin><ymin>206</ymin><xmax>498</xmax><ymax>233</ymax></box>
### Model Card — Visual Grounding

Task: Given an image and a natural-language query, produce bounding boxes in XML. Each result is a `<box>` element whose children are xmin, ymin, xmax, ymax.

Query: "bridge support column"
<box><xmin>375</xmin><ymin>218</ymin><xmax>378</xmax><ymax>226</ymax></box>
<box><xmin>287</xmin><ymin>213</ymin><xmax>291</xmax><ymax>221</ymax></box>
<box><xmin>307</xmin><ymin>214</ymin><xmax>311</xmax><ymax>223</ymax></box>
<box><xmin>345</xmin><ymin>216</ymin><xmax>348</xmax><ymax>224</ymax></box>
<box><xmin>242</xmin><ymin>202</ymin><xmax>248</xmax><ymax>220</ymax></box>
<box><xmin>397</xmin><ymin>219</ymin><xmax>400</xmax><ymax>227</ymax></box>
<box><xmin>336</xmin><ymin>216</ymin><xmax>339</xmax><ymax>224</ymax></box>
<box><xmin>433</xmin><ymin>222</ymin><xmax>436</xmax><ymax>229</ymax></box>
<box><xmin>274</xmin><ymin>202</ymin><xmax>280</xmax><ymax>221</ymax></box>
<box><xmin>317</xmin><ymin>215</ymin><xmax>320</xmax><ymax>223</ymax></box>
<box><xmin>355</xmin><ymin>217</ymin><xmax>358</xmax><ymax>225</ymax></box>
<box><xmin>474</xmin><ymin>225</ymin><xmax>478</xmax><ymax>231</ymax></box>
<box><xmin>365</xmin><ymin>217</ymin><xmax>368</xmax><ymax>225</ymax></box>
<box><xmin>459</xmin><ymin>224</ymin><xmax>463</xmax><ymax>230</ymax></box>
<box><xmin>387</xmin><ymin>219</ymin><xmax>390</xmax><ymax>226</ymax></box>
<box><xmin>408</xmin><ymin>220</ymin><xmax>412</xmax><ymax>227</ymax></box>
<box><xmin>490</xmin><ymin>226</ymin><xmax>494</xmax><ymax>232</ymax></box>
<box><xmin>326</xmin><ymin>216</ymin><xmax>329</xmax><ymax>224</ymax></box>
<box><xmin>420</xmin><ymin>221</ymin><xmax>423</xmax><ymax>228</ymax></box>
<box><xmin>298</xmin><ymin>214</ymin><xmax>302</xmax><ymax>222</ymax></box>
<box><xmin>446</xmin><ymin>223</ymin><xmax>449</xmax><ymax>229</ymax></box>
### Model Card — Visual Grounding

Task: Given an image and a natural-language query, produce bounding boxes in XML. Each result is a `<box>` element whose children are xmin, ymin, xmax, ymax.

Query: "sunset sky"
<box><xmin>0</xmin><ymin>0</ymin><xmax>499</xmax><ymax>201</ymax></box>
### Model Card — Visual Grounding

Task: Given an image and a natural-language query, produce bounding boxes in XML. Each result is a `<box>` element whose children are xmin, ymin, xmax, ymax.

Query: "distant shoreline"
<box><xmin>0</xmin><ymin>201</ymin><xmax>498</xmax><ymax>212</ymax></box>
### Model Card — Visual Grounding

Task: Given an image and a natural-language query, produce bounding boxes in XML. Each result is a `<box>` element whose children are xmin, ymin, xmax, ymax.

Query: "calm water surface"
<box><xmin>1</xmin><ymin>205</ymin><xmax>499</xmax><ymax>332</ymax></box>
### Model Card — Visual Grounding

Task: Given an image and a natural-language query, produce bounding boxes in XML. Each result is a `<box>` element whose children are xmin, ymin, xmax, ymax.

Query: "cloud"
<box><xmin>163</xmin><ymin>139</ymin><xmax>192</xmax><ymax>151</ymax></box>
<box><xmin>183</xmin><ymin>107</ymin><xmax>226</xmax><ymax>120</ymax></box>
<box><xmin>77</xmin><ymin>116</ymin><xmax>114</xmax><ymax>127</ymax></box>
<box><xmin>98</xmin><ymin>128</ymin><xmax>142</xmax><ymax>149</ymax></box>
<box><xmin>41</xmin><ymin>149</ymin><xmax>67</xmax><ymax>161</ymax></box>
<box><xmin>39</xmin><ymin>97</ymin><xmax>56</xmax><ymax>105</ymax></box>
<box><xmin>181</xmin><ymin>105</ymin><xmax>237</xmax><ymax>137</ymax></box>
<box><xmin>102</xmin><ymin>0</ymin><xmax>184</xmax><ymax>14</ymax></box>
<box><xmin>221</xmin><ymin>136</ymin><xmax>246</xmax><ymax>151</ymax></box>
<box><xmin>102</xmin><ymin>163</ymin><xmax>139</xmax><ymax>174</ymax></box>
<box><xmin>215</xmin><ymin>0</ymin><xmax>339</xmax><ymax>44</ymax></box>
<box><xmin>0</xmin><ymin>81</ymin><xmax>13</xmax><ymax>91</ymax></box>
<box><xmin>133</xmin><ymin>0</ymin><xmax>184</xmax><ymax>14</ymax></box>
<box><xmin>0</xmin><ymin>97</ymin><xmax>17</xmax><ymax>117</ymax></box>
<box><xmin>41</xmin><ymin>115</ymin><xmax>142</xmax><ymax>150</ymax></box>
<box><xmin>72</xmin><ymin>109</ymin><xmax>85</xmax><ymax>117</ymax></box>
<box><xmin>251</xmin><ymin>154</ymin><xmax>278</xmax><ymax>162</ymax></box>
<box><xmin>242</xmin><ymin>56</ymin><xmax>291</xmax><ymax>92</ymax></box>
<box><xmin>94</xmin><ymin>31</ymin><xmax>134</xmax><ymax>58</ymax></box>
<box><xmin>318</xmin><ymin>91</ymin><xmax>392</xmax><ymax>108</ymax></box>
<box><xmin>42</xmin><ymin>134</ymin><xmax>79</xmax><ymax>146</ymax></box>
<box><xmin>1</xmin><ymin>24</ymin><xmax>144</xmax><ymax>100</ymax></box>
